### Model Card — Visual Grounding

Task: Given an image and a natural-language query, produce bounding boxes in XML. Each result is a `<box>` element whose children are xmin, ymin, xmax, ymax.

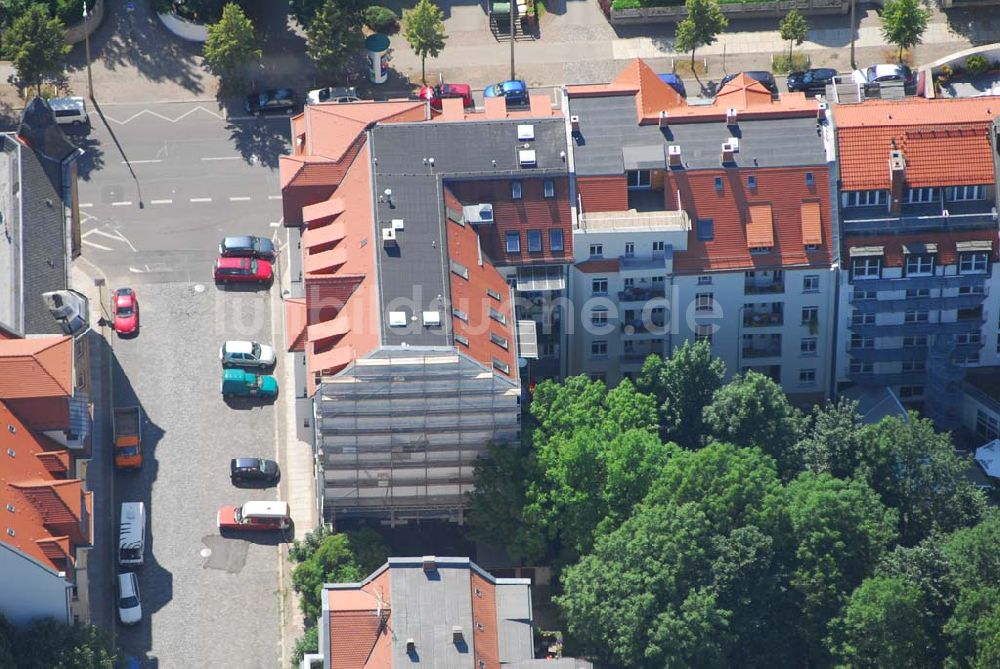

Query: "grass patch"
<box><xmin>674</xmin><ymin>59</ymin><xmax>707</xmax><ymax>77</ymax></box>
<box><xmin>772</xmin><ymin>53</ymin><xmax>810</xmax><ymax>74</ymax></box>
<box><xmin>881</xmin><ymin>48</ymin><xmax>914</xmax><ymax>66</ymax></box>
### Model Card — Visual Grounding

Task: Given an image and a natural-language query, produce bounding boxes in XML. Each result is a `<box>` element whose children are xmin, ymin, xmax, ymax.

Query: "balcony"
<box><xmin>621</xmin><ymin>343</ymin><xmax>664</xmax><ymax>363</ymax></box>
<box><xmin>842</xmin><ymin>200</ymin><xmax>997</xmax><ymax>234</ymax></box>
<box><xmin>850</xmin><ymin>273</ymin><xmax>987</xmax><ymax>292</ymax></box>
<box><xmin>743</xmin><ymin>309</ymin><xmax>783</xmax><ymax>328</ymax></box>
<box><xmin>742</xmin><ymin>344</ymin><xmax>782</xmax><ymax>359</ymax></box>
<box><xmin>847</xmin><ymin>319</ymin><xmax>984</xmax><ymax>337</ymax></box>
<box><xmin>618</xmin><ymin>286</ymin><xmax>666</xmax><ymax>302</ymax></box>
<box><xmin>847</xmin><ymin>371</ymin><xmax>927</xmax><ymax>387</ymax></box>
<box><xmin>621</xmin><ymin>319</ymin><xmax>667</xmax><ymax>335</ymax></box>
<box><xmin>849</xmin><ymin>291</ymin><xmax>987</xmax><ymax>313</ymax></box>
<box><xmin>744</xmin><ymin>278</ymin><xmax>784</xmax><ymax>295</ymax></box>
<box><xmin>847</xmin><ymin>342</ymin><xmax>982</xmax><ymax>362</ymax></box>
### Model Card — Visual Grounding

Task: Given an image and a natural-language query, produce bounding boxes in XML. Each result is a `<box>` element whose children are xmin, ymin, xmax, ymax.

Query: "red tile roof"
<box><xmin>842</xmin><ymin>229</ymin><xmax>999</xmax><ymax>267</ymax></box>
<box><xmin>801</xmin><ymin>202</ymin><xmax>822</xmax><ymax>246</ymax></box>
<box><xmin>664</xmin><ymin>166</ymin><xmax>833</xmax><ymax>273</ymax></box>
<box><xmin>0</xmin><ymin>336</ymin><xmax>74</xmax><ymax>399</ymax></box>
<box><xmin>283</xmin><ymin>297</ymin><xmax>307</xmax><ymax>352</ymax></box>
<box><xmin>834</xmin><ymin>97</ymin><xmax>999</xmax><ymax>190</ymax></box>
<box><xmin>471</xmin><ymin>571</ymin><xmax>500</xmax><ymax>669</ymax></box>
<box><xmin>327</xmin><ymin>569</ymin><xmax>393</xmax><ymax>669</ymax></box>
<box><xmin>575</xmin><ymin>258</ymin><xmax>621</xmax><ymax>273</ymax></box>
<box><xmin>611</xmin><ymin>58</ymin><xmax>686</xmax><ymax>121</ymax></box>
<box><xmin>746</xmin><ymin>204</ymin><xmax>774</xmax><ymax>248</ymax></box>
<box><xmin>577</xmin><ymin>175</ymin><xmax>629</xmax><ymax>213</ymax></box>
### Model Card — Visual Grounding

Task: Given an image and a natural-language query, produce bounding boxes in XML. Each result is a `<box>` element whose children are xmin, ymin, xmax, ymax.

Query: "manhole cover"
<box><xmin>193</xmin><ymin>284</ymin><xmax>205</xmax><ymax>293</ymax></box>
<box><xmin>200</xmin><ymin>547</ymin><xmax>212</xmax><ymax>558</ymax></box>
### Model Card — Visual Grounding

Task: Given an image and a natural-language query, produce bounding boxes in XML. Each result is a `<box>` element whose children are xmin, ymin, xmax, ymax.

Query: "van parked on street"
<box><xmin>118</xmin><ymin>502</ymin><xmax>146</xmax><ymax>566</ymax></box>
<box><xmin>47</xmin><ymin>97</ymin><xmax>88</xmax><ymax>127</ymax></box>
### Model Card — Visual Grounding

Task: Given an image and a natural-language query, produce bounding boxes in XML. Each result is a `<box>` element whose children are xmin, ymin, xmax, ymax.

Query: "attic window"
<box><xmin>697</xmin><ymin>218</ymin><xmax>714</xmax><ymax>241</ymax></box>
<box><xmin>714</xmin><ymin>177</ymin><xmax>723</xmax><ymax>192</ymax></box>
<box><xmin>453</xmin><ymin>307</ymin><xmax>469</xmax><ymax>322</ymax></box>
<box><xmin>517</xmin><ymin>124</ymin><xmax>535</xmax><ymax>141</ymax></box>
<box><xmin>493</xmin><ymin>358</ymin><xmax>511</xmax><ymax>374</ymax></box>
<box><xmin>487</xmin><ymin>288</ymin><xmax>502</xmax><ymax>301</ymax></box>
<box><xmin>7</xmin><ymin>424</ymin><xmax>14</xmax><ymax>433</ymax></box>
<box><xmin>450</xmin><ymin>260</ymin><xmax>470</xmax><ymax>280</ymax></box>
<box><xmin>805</xmin><ymin>172</ymin><xmax>815</xmax><ymax>186</ymax></box>
<box><xmin>490</xmin><ymin>332</ymin><xmax>509</xmax><ymax>349</ymax></box>
<box><xmin>543</xmin><ymin>179</ymin><xmax>555</xmax><ymax>198</ymax></box>
<box><xmin>747</xmin><ymin>175</ymin><xmax>757</xmax><ymax>190</ymax></box>
<box><xmin>455</xmin><ymin>334</ymin><xmax>470</xmax><ymax>347</ymax></box>
<box><xmin>512</xmin><ymin>181</ymin><xmax>522</xmax><ymax>200</ymax></box>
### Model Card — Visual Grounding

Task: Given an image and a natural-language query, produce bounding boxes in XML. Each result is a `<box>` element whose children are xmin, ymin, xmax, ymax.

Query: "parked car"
<box><xmin>112</xmin><ymin>287</ymin><xmax>139</xmax><ymax>336</ymax></box>
<box><xmin>418</xmin><ymin>83</ymin><xmax>474</xmax><ymax>110</ymax></box>
<box><xmin>306</xmin><ymin>86</ymin><xmax>360</xmax><ymax>105</ymax></box>
<box><xmin>657</xmin><ymin>73</ymin><xmax>687</xmax><ymax>98</ymax></box>
<box><xmin>484</xmin><ymin>79</ymin><xmax>529</xmax><ymax>106</ymax></box>
<box><xmin>852</xmin><ymin>63</ymin><xmax>913</xmax><ymax>86</ymax></box>
<box><xmin>217</xmin><ymin>500</ymin><xmax>290</xmax><ymax>531</ymax></box>
<box><xmin>220</xmin><ymin>340</ymin><xmax>276</xmax><ymax>368</ymax></box>
<box><xmin>719</xmin><ymin>71</ymin><xmax>779</xmax><ymax>95</ymax></box>
<box><xmin>213</xmin><ymin>256</ymin><xmax>273</xmax><ymax>285</ymax></box>
<box><xmin>219</xmin><ymin>235</ymin><xmax>276</xmax><ymax>262</ymax></box>
<box><xmin>786</xmin><ymin>68</ymin><xmax>838</xmax><ymax>94</ymax></box>
<box><xmin>245</xmin><ymin>89</ymin><xmax>296</xmax><ymax>116</ymax></box>
<box><xmin>231</xmin><ymin>457</ymin><xmax>281</xmax><ymax>485</ymax></box>
<box><xmin>117</xmin><ymin>572</ymin><xmax>142</xmax><ymax>625</ymax></box>
<box><xmin>221</xmin><ymin>368</ymin><xmax>278</xmax><ymax>399</ymax></box>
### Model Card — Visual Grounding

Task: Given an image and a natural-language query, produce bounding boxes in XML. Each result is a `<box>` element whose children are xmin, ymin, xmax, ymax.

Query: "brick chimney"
<box><xmin>889</xmin><ymin>149</ymin><xmax>906</xmax><ymax>214</ymax></box>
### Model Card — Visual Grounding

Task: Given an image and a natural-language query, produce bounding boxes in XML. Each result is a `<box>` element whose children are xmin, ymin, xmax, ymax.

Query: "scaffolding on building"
<box><xmin>925</xmin><ymin>335</ymin><xmax>966</xmax><ymax>432</ymax></box>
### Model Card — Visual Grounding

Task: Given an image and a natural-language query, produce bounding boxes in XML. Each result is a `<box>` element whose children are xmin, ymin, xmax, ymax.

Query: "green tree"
<box><xmin>1</xmin><ymin>4</ymin><xmax>70</xmax><ymax>95</ymax></box>
<box><xmin>0</xmin><ymin>615</ymin><xmax>118</xmax><ymax>669</ymax></box>
<box><xmin>0</xmin><ymin>0</ymin><xmax>31</xmax><ymax>29</ymax></box>
<box><xmin>306</xmin><ymin>0</ymin><xmax>364</xmax><ymax>78</ymax></box>
<box><xmin>880</xmin><ymin>0</ymin><xmax>930</xmax><ymax>62</ymax></box>
<box><xmin>796</xmin><ymin>398</ymin><xmax>865</xmax><ymax>478</ymax></box>
<box><xmin>829</xmin><ymin>576</ymin><xmax>937</xmax><ymax>669</ymax></box>
<box><xmin>941</xmin><ymin>511</ymin><xmax>1000</xmax><ymax>666</ymax></box>
<box><xmin>703</xmin><ymin>371</ymin><xmax>808</xmax><ymax>476</ymax></box>
<box><xmin>672</xmin><ymin>0</ymin><xmax>728</xmax><ymax>70</ymax></box>
<box><xmin>858</xmin><ymin>414</ymin><xmax>985</xmax><ymax>545</ymax></box>
<box><xmin>291</xmin><ymin>625</ymin><xmax>319</xmax><ymax>668</ymax></box>
<box><xmin>203</xmin><ymin>3</ymin><xmax>261</xmax><ymax>88</ymax></box>
<box><xmin>403</xmin><ymin>0</ymin><xmax>447</xmax><ymax>85</ymax></box>
<box><xmin>290</xmin><ymin>530</ymin><xmax>369</xmax><ymax>620</ymax></box>
<box><xmin>290</xmin><ymin>0</ymin><xmax>324</xmax><ymax>25</ymax></box>
<box><xmin>636</xmin><ymin>340</ymin><xmax>725</xmax><ymax>449</ymax></box>
<box><xmin>779</xmin><ymin>8</ymin><xmax>808</xmax><ymax>61</ymax></box>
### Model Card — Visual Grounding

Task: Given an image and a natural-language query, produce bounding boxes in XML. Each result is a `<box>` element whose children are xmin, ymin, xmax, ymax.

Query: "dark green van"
<box><xmin>221</xmin><ymin>368</ymin><xmax>278</xmax><ymax>399</ymax></box>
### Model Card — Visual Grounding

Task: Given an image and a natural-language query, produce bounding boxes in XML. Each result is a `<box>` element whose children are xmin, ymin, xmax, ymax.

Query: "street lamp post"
<box><xmin>849</xmin><ymin>0</ymin><xmax>857</xmax><ymax>71</ymax></box>
<box><xmin>509</xmin><ymin>5</ymin><xmax>515</xmax><ymax>80</ymax></box>
<box><xmin>83</xmin><ymin>1</ymin><xmax>94</xmax><ymax>100</ymax></box>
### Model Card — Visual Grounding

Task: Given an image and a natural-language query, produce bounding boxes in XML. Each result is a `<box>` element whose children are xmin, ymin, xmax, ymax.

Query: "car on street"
<box><xmin>219</xmin><ymin>235</ymin><xmax>276</xmax><ymax>262</ymax></box>
<box><xmin>852</xmin><ymin>63</ymin><xmax>913</xmax><ymax>86</ymax></box>
<box><xmin>231</xmin><ymin>457</ymin><xmax>281</xmax><ymax>485</ymax></box>
<box><xmin>117</xmin><ymin>572</ymin><xmax>142</xmax><ymax>625</ymax></box>
<box><xmin>786</xmin><ymin>68</ymin><xmax>839</xmax><ymax>95</ymax></box>
<box><xmin>419</xmin><ymin>83</ymin><xmax>474</xmax><ymax>110</ymax></box>
<box><xmin>112</xmin><ymin>287</ymin><xmax>139</xmax><ymax>336</ymax></box>
<box><xmin>213</xmin><ymin>256</ymin><xmax>273</xmax><ymax>285</ymax></box>
<box><xmin>221</xmin><ymin>368</ymin><xmax>278</xmax><ymax>399</ymax></box>
<box><xmin>657</xmin><ymin>73</ymin><xmax>687</xmax><ymax>98</ymax></box>
<box><xmin>217</xmin><ymin>500</ymin><xmax>291</xmax><ymax>532</ymax></box>
<box><xmin>306</xmin><ymin>86</ymin><xmax>360</xmax><ymax>105</ymax></box>
<box><xmin>220</xmin><ymin>340</ymin><xmax>276</xmax><ymax>368</ymax></box>
<box><xmin>719</xmin><ymin>71</ymin><xmax>779</xmax><ymax>95</ymax></box>
<box><xmin>245</xmin><ymin>89</ymin><xmax>296</xmax><ymax>116</ymax></box>
<box><xmin>484</xmin><ymin>79</ymin><xmax>529</xmax><ymax>106</ymax></box>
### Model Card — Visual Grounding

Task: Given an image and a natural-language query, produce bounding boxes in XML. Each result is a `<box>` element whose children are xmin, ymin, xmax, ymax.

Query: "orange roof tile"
<box><xmin>305</xmin><ymin>247</ymin><xmax>349</xmax><ymax>275</ymax></box>
<box><xmin>834</xmin><ymin>97</ymin><xmax>999</xmax><ymax>190</ymax></box>
<box><xmin>327</xmin><ymin>570</ymin><xmax>393</xmax><ymax>669</ymax></box>
<box><xmin>471</xmin><ymin>572</ymin><xmax>500</xmax><ymax>669</ymax></box>
<box><xmin>0</xmin><ymin>336</ymin><xmax>74</xmax><ymax>399</ymax></box>
<box><xmin>612</xmin><ymin>58</ymin><xmax>686</xmax><ymax>122</ymax></box>
<box><xmin>307</xmin><ymin>313</ymin><xmax>351</xmax><ymax>342</ymax></box>
<box><xmin>714</xmin><ymin>74</ymin><xmax>776</xmax><ymax>110</ymax></box>
<box><xmin>747</xmin><ymin>204</ymin><xmax>774</xmax><ymax>248</ymax></box>
<box><xmin>284</xmin><ymin>297</ymin><xmax>307</xmax><ymax>353</ymax></box>
<box><xmin>303</xmin><ymin>197</ymin><xmax>346</xmax><ymax>224</ymax></box>
<box><xmin>303</xmin><ymin>222</ymin><xmax>348</xmax><ymax>250</ymax></box>
<box><xmin>308</xmin><ymin>344</ymin><xmax>354</xmax><ymax>375</ymax></box>
<box><xmin>801</xmin><ymin>201</ymin><xmax>822</xmax><ymax>246</ymax></box>
<box><xmin>575</xmin><ymin>258</ymin><xmax>621</xmax><ymax>273</ymax></box>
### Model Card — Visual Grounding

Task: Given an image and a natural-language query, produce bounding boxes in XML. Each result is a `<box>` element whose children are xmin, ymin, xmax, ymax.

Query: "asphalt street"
<box><xmin>78</xmin><ymin>101</ymin><xmax>288</xmax><ymax>669</ymax></box>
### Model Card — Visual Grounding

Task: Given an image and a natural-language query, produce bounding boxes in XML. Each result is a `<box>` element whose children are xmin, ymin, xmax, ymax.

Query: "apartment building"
<box><xmin>281</xmin><ymin>96</ymin><xmax>571</xmax><ymax>523</ymax></box>
<box><xmin>832</xmin><ymin>97</ymin><xmax>1000</xmax><ymax>426</ymax></box>
<box><xmin>564</xmin><ymin>60</ymin><xmax>837</xmax><ymax>403</ymax></box>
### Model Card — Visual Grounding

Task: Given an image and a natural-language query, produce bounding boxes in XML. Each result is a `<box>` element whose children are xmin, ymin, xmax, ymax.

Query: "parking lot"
<box><xmin>111</xmin><ymin>281</ymin><xmax>281</xmax><ymax>668</ymax></box>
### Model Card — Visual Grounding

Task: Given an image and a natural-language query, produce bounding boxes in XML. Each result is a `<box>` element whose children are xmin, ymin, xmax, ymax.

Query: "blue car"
<box><xmin>657</xmin><ymin>73</ymin><xmax>687</xmax><ymax>98</ymax></box>
<box><xmin>484</xmin><ymin>79</ymin><xmax>529</xmax><ymax>106</ymax></box>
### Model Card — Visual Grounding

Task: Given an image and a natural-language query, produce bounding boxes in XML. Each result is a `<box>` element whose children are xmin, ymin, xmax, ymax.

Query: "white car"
<box><xmin>220</xmin><ymin>340</ymin><xmax>276</xmax><ymax>368</ymax></box>
<box><xmin>851</xmin><ymin>63</ymin><xmax>913</xmax><ymax>86</ymax></box>
<box><xmin>117</xmin><ymin>572</ymin><xmax>142</xmax><ymax>625</ymax></box>
<box><xmin>306</xmin><ymin>86</ymin><xmax>360</xmax><ymax>105</ymax></box>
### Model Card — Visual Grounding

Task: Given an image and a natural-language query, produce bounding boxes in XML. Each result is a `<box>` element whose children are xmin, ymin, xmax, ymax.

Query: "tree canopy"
<box><xmin>203</xmin><ymin>3</ymin><xmax>261</xmax><ymax>85</ymax></box>
<box><xmin>673</xmin><ymin>0</ymin><xmax>728</xmax><ymax>68</ymax></box>
<box><xmin>880</xmin><ymin>0</ymin><xmax>930</xmax><ymax>61</ymax></box>
<box><xmin>0</xmin><ymin>615</ymin><xmax>118</xmax><ymax>669</ymax></box>
<box><xmin>305</xmin><ymin>0</ymin><xmax>364</xmax><ymax>77</ymax></box>
<box><xmin>779</xmin><ymin>8</ymin><xmax>808</xmax><ymax>60</ymax></box>
<box><xmin>403</xmin><ymin>0</ymin><xmax>447</xmax><ymax>84</ymax></box>
<box><xmin>1</xmin><ymin>4</ymin><xmax>70</xmax><ymax>94</ymax></box>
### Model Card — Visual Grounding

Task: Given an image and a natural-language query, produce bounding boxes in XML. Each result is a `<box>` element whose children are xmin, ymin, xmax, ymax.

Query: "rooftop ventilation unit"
<box><xmin>382</xmin><ymin>226</ymin><xmax>398</xmax><ymax>248</ymax></box>
<box><xmin>517</xmin><ymin>124</ymin><xmax>535</xmax><ymax>141</ymax></box>
<box><xmin>452</xmin><ymin>626</ymin><xmax>464</xmax><ymax>643</ymax></box>
<box><xmin>406</xmin><ymin>639</ymin><xmax>416</xmax><ymax>653</ymax></box>
<box><xmin>388</xmin><ymin>311</ymin><xmax>407</xmax><ymax>327</ymax></box>
<box><xmin>659</xmin><ymin>110</ymin><xmax>669</xmax><ymax>128</ymax></box>
<box><xmin>570</xmin><ymin>115</ymin><xmax>581</xmax><ymax>134</ymax></box>
<box><xmin>422</xmin><ymin>311</ymin><xmax>441</xmax><ymax>326</ymax></box>
<box><xmin>42</xmin><ymin>289</ymin><xmax>89</xmax><ymax>336</ymax></box>
<box><xmin>391</xmin><ymin>219</ymin><xmax>404</xmax><ymax>231</ymax></box>
<box><xmin>422</xmin><ymin>555</ymin><xmax>437</xmax><ymax>571</ymax></box>
<box><xmin>667</xmin><ymin>144</ymin><xmax>682</xmax><ymax>167</ymax></box>
<box><xmin>721</xmin><ymin>142</ymin><xmax>736</xmax><ymax>165</ymax></box>
<box><xmin>726</xmin><ymin>108</ymin><xmax>738</xmax><ymax>125</ymax></box>
<box><xmin>463</xmin><ymin>203</ymin><xmax>494</xmax><ymax>224</ymax></box>
<box><xmin>518</xmin><ymin>149</ymin><xmax>536</xmax><ymax>168</ymax></box>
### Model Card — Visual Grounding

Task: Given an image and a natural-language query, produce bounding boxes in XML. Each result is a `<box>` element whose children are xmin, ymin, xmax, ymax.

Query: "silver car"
<box><xmin>220</xmin><ymin>340</ymin><xmax>277</xmax><ymax>368</ymax></box>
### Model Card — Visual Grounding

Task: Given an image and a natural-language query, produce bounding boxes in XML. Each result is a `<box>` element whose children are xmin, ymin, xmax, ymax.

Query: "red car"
<box><xmin>419</xmin><ymin>83</ymin><xmax>473</xmax><ymax>110</ymax></box>
<box><xmin>217</xmin><ymin>501</ymin><xmax>290</xmax><ymax>532</ymax></box>
<box><xmin>214</xmin><ymin>256</ymin><xmax>273</xmax><ymax>285</ymax></box>
<box><xmin>112</xmin><ymin>287</ymin><xmax>139</xmax><ymax>335</ymax></box>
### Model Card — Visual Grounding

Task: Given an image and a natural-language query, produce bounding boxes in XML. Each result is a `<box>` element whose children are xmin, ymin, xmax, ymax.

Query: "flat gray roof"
<box><xmin>368</xmin><ymin>118</ymin><xmax>569</xmax><ymax>348</ymax></box>
<box><xmin>568</xmin><ymin>95</ymin><xmax>827</xmax><ymax>175</ymax></box>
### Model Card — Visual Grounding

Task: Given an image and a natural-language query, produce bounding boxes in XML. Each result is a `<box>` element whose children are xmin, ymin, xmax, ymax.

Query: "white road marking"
<box><xmin>229</xmin><ymin>196</ymin><xmax>251</xmax><ymax>201</ymax></box>
<box><xmin>84</xmin><ymin>229</ymin><xmax>124</xmax><ymax>241</ymax></box>
<box><xmin>80</xmin><ymin>203</ymin><xmax>93</xmax><ymax>208</ymax></box>
<box><xmin>150</xmin><ymin>199</ymin><xmax>173</xmax><ymax>205</ymax></box>
<box><xmin>267</xmin><ymin>195</ymin><xmax>282</xmax><ymax>200</ymax></box>
<box><xmin>189</xmin><ymin>197</ymin><xmax>213</xmax><ymax>203</ymax></box>
<box><xmin>128</xmin><ymin>266</ymin><xmax>146</xmax><ymax>273</ymax></box>
<box><xmin>201</xmin><ymin>156</ymin><xmax>241</xmax><ymax>161</ymax></box>
<box><xmin>124</xmin><ymin>159</ymin><xmax>162</xmax><ymax>164</ymax></box>
<box><xmin>269</xmin><ymin>222</ymin><xmax>281</xmax><ymax>227</ymax></box>
<box><xmin>82</xmin><ymin>239</ymin><xmax>113</xmax><ymax>251</ymax></box>
<box><xmin>101</xmin><ymin>105</ymin><xmax>225</xmax><ymax>126</ymax></box>
<box><xmin>111</xmin><ymin>201</ymin><xmax>133</xmax><ymax>206</ymax></box>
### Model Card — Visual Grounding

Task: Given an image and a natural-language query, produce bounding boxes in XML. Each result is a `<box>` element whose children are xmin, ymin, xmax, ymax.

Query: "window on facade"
<box><xmin>905</xmin><ymin>254</ymin><xmax>934</xmax><ymax>276</ymax></box>
<box><xmin>592</xmin><ymin>278</ymin><xmax>608</xmax><ymax>295</ymax></box>
<box><xmin>801</xmin><ymin>307</ymin><xmax>818</xmax><ymax>326</ymax></box>
<box><xmin>627</xmin><ymin>170</ymin><xmax>651</xmax><ymax>189</ymax></box>
<box><xmin>696</xmin><ymin>293</ymin><xmax>714</xmax><ymax>312</ymax></box>
<box><xmin>651</xmin><ymin>276</ymin><xmax>665</xmax><ymax>286</ymax></box>
<box><xmin>850</xmin><ymin>334</ymin><xmax>874</xmax><ymax>349</ymax></box>
<box><xmin>490</xmin><ymin>332</ymin><xmax>509</xmax><ymax>349</ymax></box>
<box><xmin>903</xmin><ymin>335</ymin><xmax>928</xmax><ymax>347</ymax></box>
<box><xmin>959</xmin><ymin>252</ymin><xmax>989</xmax><ymax>274</ymax></box>
<box><xmin>852</xmin><ymin>257</ymin><xmax>881</xmax><ymax>280</ymax></box>
<box><xmin>590</xmin><ymin>309</ymin><xmax>608</xmax><ymax>326</ymax></box>
<box><xmin>850</xmin><ymin>360</ymin><xmax>874</xmax><ymax>374</ymax></box>
<box><xmin>493</xmin><ymin>358</ymin><xmax>511</xmax><ymax>374</ymax></box>
<box><xmin>843</xmin><ymin>190</ymin><xmax>886</xmax><ymax>207</ymax></box>
<box><xmin>624</xmin><ymin>242</ymin><xmax>635</xmax><ymax>257</ymax></box>
<box><xmin>487</xmin><ymin>288</ymin><xmax>502</xmax><ymax>301</ymax></box>
<box><xmin>905</xmin><ymin>310</ymin><xmax>929</xmax><ymax>323</ymax></box>
<box><xmin>899</xmin><ymin>385</ymin><xmax>925</xmax><ymax>400</ymax></box>
<box><xmin>977</xmin><ymin>409</ymin><xmax>1000</xmax><ymax>440</ymax></box>
<box><xmin>697</xmin><ymin>219</ymin><xmax>714</xmax><ymax>241</ymax></box>
<box><xmin>906</xmin><ymin>187</ymin><xmax>938</xmax><ymax>204</ymax></box>
<box><xmin>527</xmin><ymin>230</ymin><xmax>543</xmax><ymax>253</ymax></box>
<box><xmin>957</xmin><ymin>332</ymin><xmax>982</xmax><ymax>345</ymax></box>
<box><xmin>714</xmin><ymin>177</ymin><xmax>723</xmax><ymax>191</ymax></box>
<box><xmin>695</xmin><ymin>324</ymin><xmax>713</xmax><ymax>344</ymax></box>
<box><xmin>589</xmin><ymin>243</ymin><xmax>603</xmax><ymax>257</ymax></box>
<box><xmin>455</xmin><ymin>334</ymin><xmax>469</xmax><ymax>346</ymax></box>
<box><xmin>852</xmin><ymin>312</ymin><xmax>875</xmax><ymax>326</ymax></box>
<box><xmin>747</xmin><ymin>175</ymin><xmax>757</xmax><ymax>189</ymax></box>
<box><xmin>511</xmin><ymin>181</ymin><xmax>522</xmax><ymax>200</ymax></box>
<box><xmin>505</xmin><ymin>231</ymin><xmax>520</xmax><ymax>253</ymax></box>
<box><xmin>550</xmin><ymin>229</ymin><xmax>564</xmax><ymax>252</ymax></box>
<box><xmin>901</xmin><ymin>360</ymin><xmax>927</xmax><ymax>373</ymax></box>
<box><xmin>653</xmin><ymin>241</ymin><xmax>665</xmax><ymax>252</ymax></box>
<box><xmin>623</xmin><ymin>277</ymin><xmax>635</xmax><ymax>288</ymax></box>
<box><xmin>698</xmin><ymin>275</ymin><xmax>712</xmax><ymax>285</ymax></box>
<box><xmin>489</xmin><ymin>307</ymin><xmax>507</xmax><ymax>325</ymax></box>
<box><xmin>805</xmin><ymin>172</ymin><xmax>815</xmax><ymax>187</ymax></box>
<box><xmin>543</xmin><ymin>179</ymin><xmax>555</xmax><ymax>198</ymax></box>
<box><xmin>591</xmin><ymin>340</ymin><xmax>608</xmax><ymax>357</ymax></box>
<box><xmin>450</xmin><ymin>260</ymin><xmax>469</xmax><ymax>280</ymax></box>
<box><xmin>854</xmin><ymin>288</ymin><xmax>877</xmax><ymax>301</ymax></box>
<box><xmin>947</xmin><ymin>185</ymin><xmax>985</xmax><ymax>201</ymax></box>
<box><xmin>906</xmin><ymin>288</ymin><xmax>931</xmax><ymax>299</ymax></box>
<box><xmin>452</xmin><ymin>307</ymin><xmax>468</xmax><ymax>322</ymax></box>
<box><xmin>957</xmin><ymin>353</ymin><xmax>982</xmax><ymax>365</ymax></box>
<box><xmin>959</xmin><ymin>285</ymin><xmax>985</xmax><ymax>296</ymax></box>
<box><xmin>800</xmin><ymin>338</ymin><xmax>817</xmax><ymax>355</ymax></box>
<box><xmin>799</xmin><ymin>369</ymin><xmax>816</xmax><ymax>385</ymax></box>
